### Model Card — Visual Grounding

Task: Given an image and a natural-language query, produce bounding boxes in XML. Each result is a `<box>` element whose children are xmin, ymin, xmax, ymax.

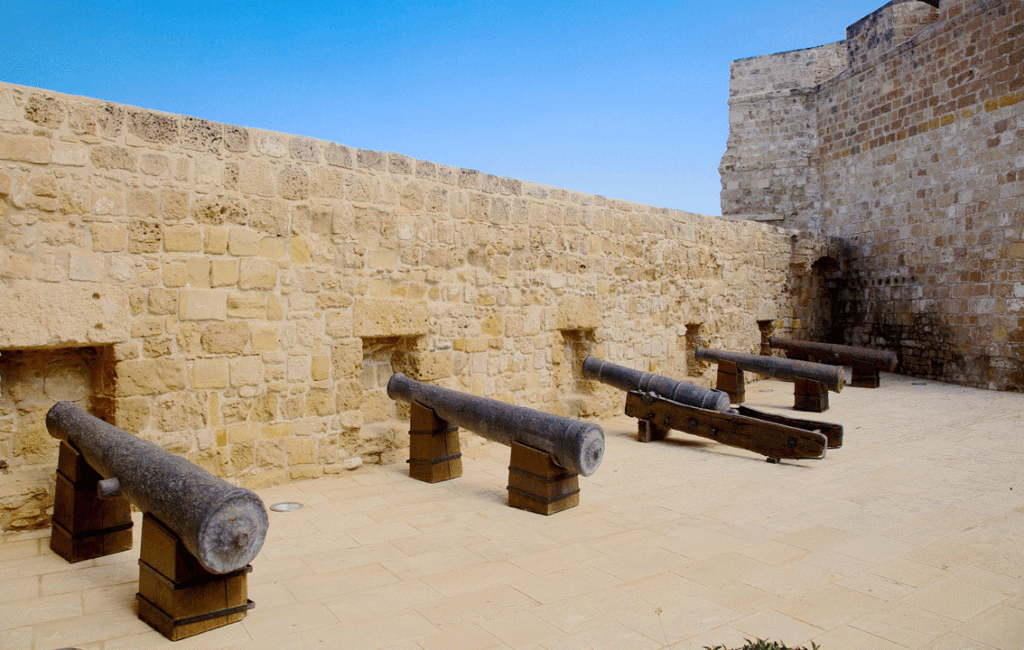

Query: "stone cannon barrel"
<box><xmin>694</xmin><ymin>348</ymin><xmax>845</xmax><ymax>393</ymax></box>
<box><xmin>46</xmin><ymin>401</ymin><xmax>269</xmax><ymax>574</ymax></box>
<box><xmin>768</xmin><ymin>337</ymin><xmax>898</xmax><ymax>371</ymax></box>
<box><xmin>580</xmin><ymin>355</ymin><xmax>732</xmax><ymax>413</ymax></box>
<box><xmin>387</xmin><ymin>373</ymin><xmax>604</xmax><ymax>477</ymax></box>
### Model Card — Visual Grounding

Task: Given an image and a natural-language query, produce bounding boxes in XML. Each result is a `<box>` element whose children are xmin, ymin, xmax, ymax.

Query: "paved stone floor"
<box><xmin>2</xmin><ymin>373</ymin><xmax>1023</xmax><ymax>650</ymax></box>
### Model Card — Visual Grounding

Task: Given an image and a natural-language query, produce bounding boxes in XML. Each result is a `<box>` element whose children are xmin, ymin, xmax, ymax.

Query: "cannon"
<box><xmin>580</xmin><ymin>355</ymin><xmax>731</xmax><ymax>412</ymax></box>
<box><xmin>47</xmin><ymin>401</ymin><xmax>266</xmax><ymax>639</ymax></box>
<box><xmin>768</xmin><ymin>337</ymin><xmax>897</xmax><ymax>388</ymax></box>
<box><xmin>581</xmin><ymin>356</ymin><xmax>840</xmax><ymax>461</ymax></box>
<box><xmin>695</xmin><ymin>347</ymin><xmax>845</xmax><ymax>412</ymax></box>
<box><xmin>387</xmin><ymin>373</ymin><xmax>604</xmax><ymax>514</ymax></box>
<box><xmin>388</xmin><ymin>373</ymin><xmax>604</xmax><ymax>476</ymax></box>
<box><xmin>694</xmin><ymin>348</ymin><xmax>845</xmax><ymax>393</ymax></box>
<box><xmin>47</xmin><ymin>401</ymin><xmax>268</xmax><ymax>573</ymax></box>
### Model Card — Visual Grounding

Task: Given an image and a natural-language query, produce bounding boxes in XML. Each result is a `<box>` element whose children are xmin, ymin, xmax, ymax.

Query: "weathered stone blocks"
<box><xmin>90</xmin><ymin>223</ymin><xmax>126</xmax><ymax>252</ymax></box>
<box><xmin>163</xmin><ymin>224</ymin><xmax>203</xmax><ymax>252</ymax></box>
<box><xmin>0</xmin><ymin>281</ymin><xmax>130</xmax><ymax>349</ymax></box>
<box><xmin>181</xmin><ymin>116</ymin><xmax>223</xmax><ymax>152</ymax></box>
<box><xmin>721</xmin><ymin>0</ymin><xmax>1022</xmax><ymax>389</ymax></box>
<box><xmin>250</xmin><ymin>324</ymin><xmax>280</xmax><ymax>351</ymax></box>
<box><xmin>0</xmin><ymin>470</ymin><xmax>53</xmax><ymax>530</ymax></box>
<box><xmin>116</xmin><ymin>358</ymin><xmax>186</xmax><ymax>396</ymax></box>
<box><xmin>556</xmin><ymin>298</ymin><xmax>601</xmax><ymax>331</ymax></box>
<box><xmin>192</xmin><ymin>359</ymin><xmax>229</xmax><ymax>389</ymax></box>
<box><xmin>201</xmin><ymin>322</ymin><xmax>250</xmax><ymax>355</ymax></box>
<box><xmin>229</xmin><ymin>356</ymin><xmax>264</xmax><ymax>387</ymax></box>
<box><xmin>227</xmin><ymin>227</ymin><xmax>260</xmax><ymax>256</ymax></box>
<box><xmin>324</xmin><ymin>142</ymin><xmax>353</xmax><ymax>168</ymax></box>
<box><xmin>278</xmin><ymin>166</ymin><xmax>310</xmax><ymax>200</ymax></box>
<box><xmin>128</xmin><ymin>109</ymin><xmax>179</xmax><ymax>144</ymax></box>
<box><xmin>211</xmin><ymin>259</ymin><xmax>239</xmax><ymax>287</ymax></box>
<box><xmin>0</xmin><ymin>77</ymin><xmax>823</xmax><ymax>531</ymax></box>
<box><xmin>353</xmin><ymin>299</ymin><xmax>429</xmax><ymax>338</ymax></box>
<box><xmin>179</xmin><ymin>290</ymin><xmax>228</xmax><ymax>321</ymax></box>
<box><xmin>289</xmin><ymin>236</ymin><xmax>312</xmax><ymax>264</ymax></box>
<box><xmin>0</xmin><ymin>134</ymin><xmax>50</xmax><ymax>164</ymax></box>
<box><xmin>193</xmin><ymin>195</ymin><xmax>248</xmax><ymax>225</ymax></box>
<box><xmin>239</xmin><ymin>259</ymin><xmax>278</xmax><ymax>290</ymax></box>
<box><xmin>24</xmin><ymin>93</ymin><xmax>65</xmax><ymax>128</ymax></box>
<box><xmin>391</xmin><ymin>351</ymin><xmax>453</xmax><ymax>381</ymax></box>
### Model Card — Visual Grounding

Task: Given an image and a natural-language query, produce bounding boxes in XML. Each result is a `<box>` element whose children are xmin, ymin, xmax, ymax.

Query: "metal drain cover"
<box><xmin>269</xmin><ymin>502</ymin><xmax>303</xmax><ymax>512</ymax></box>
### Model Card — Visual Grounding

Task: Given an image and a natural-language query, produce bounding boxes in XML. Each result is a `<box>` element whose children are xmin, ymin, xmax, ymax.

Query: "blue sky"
<box><xmin>3</xmin><ymin>1</ymin><xmax>886</xmax><ymax>216</ymax></box>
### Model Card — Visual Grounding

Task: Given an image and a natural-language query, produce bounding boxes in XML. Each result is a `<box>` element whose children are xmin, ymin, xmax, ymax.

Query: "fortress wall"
<box><xmin>719</xmin><ymin>42</ymin><xmax>847</xmax><ymax>230</ymax></box>
<box><xmin>844</xmin><ymin>0</ymin><xmax>940</xmax><ymax>68</ymax></box>
<box><xmin>0</xmin><ymin>81</ymin><xmax>816</xmax><ymax>530</ymax></box>
<box><xmin>818</xmin><ymin>0</ymin><xmax>1023</xmax><ymax>388</ymax></box>
<box><xmin>721</xmin><ymin>0</ymin><xmax>1023</xmax><ymax>390</ymax></box>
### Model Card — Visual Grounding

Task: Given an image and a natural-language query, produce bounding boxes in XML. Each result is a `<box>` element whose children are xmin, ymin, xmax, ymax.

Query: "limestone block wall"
<box><xmin>844</xmin><ymin>0</ymin><xmax>940</xmax><ymax>68</ymax></box>
<box><xmin>819</xmin><ymin>0</ymin><xmax>1024</xmax><ymax>388</ymax></box>
<box><xmin>720</xmin><ymin>0</ymin><xmax>1024</xmax><ymax>390</ymax></box>
<box><xmin>719</xmin><ymin>42</ymin><xmax>847</xmax><ymax>230</ymax></box>
<box><xmin>0</xmin><ymin>81</ymin><xmax>817</xmax><ymax>531</ymax></box>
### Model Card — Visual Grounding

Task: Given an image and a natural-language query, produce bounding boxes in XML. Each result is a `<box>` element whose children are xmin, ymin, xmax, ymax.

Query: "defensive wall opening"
<box><xmin>810</xmin><ymin>256</ymin><xmax>844</xmax><ymax>346</ymax></box>
<box><xmin>558</xmin><ymin>327</ymin><xmax>600</xmax><ymax>418</ymax></box>
<box><xmin>0</xmin><ymin>345</ymin><xmax>116</xmax><ymax>530</ymax></box>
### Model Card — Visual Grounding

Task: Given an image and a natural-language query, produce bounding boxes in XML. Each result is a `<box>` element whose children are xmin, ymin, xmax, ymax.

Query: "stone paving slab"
<box><xmin>2</xmin><ymin>373</ymin><xmax>1022</xmax><ymax>649</ymax></box>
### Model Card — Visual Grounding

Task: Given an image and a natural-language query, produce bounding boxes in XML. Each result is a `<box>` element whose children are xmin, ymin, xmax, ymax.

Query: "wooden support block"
<box><xmin>139</xmin><ymin>512</ymin><xmax>207</xmax><ymax>583</ymax></box>
<box><xmin>793</xmin><ymin>377</ymin><xmax>829</xmax><ymax>412</ymax></box>
<box><xmin>637</xmin><ymin>418</ymin><xmax>670</xmax><ymax>443</ymax></box>
<box><xmin>136</xmin><ymin>513</ymin><xmax>253</xmax><ymax>641</ymax></box>
<box><xmin>49</xmin><ymin>441</ymin><xmax>133</xmax><ymax>563</ymax></box>
<box><xmin>137</xmin><ymin>589</ymin><xmax>251</xmax><ymax>642</ymax></box>
<box><xmin>714</xmin><ymin>360</ymin><xmax>745</xmax><ymax>404</ymax></box>
<box><xmin>407</xmin><ymin>401</ymin><xmax>463</xmax><ymax>483</ymax></box>
<box><xmin>850</xmin><ymin>362</ymin><xmax>881</xmax><ymax>388</ymax></box>
<box><xmin>57</xmin><ymin>438</ymin><xmax>99</xmax><ymax>484</ymax></box>
<box><xmin>507</xmin><ymin>442</ymin><xmax>580</xmax><ymax>515</ymax></box>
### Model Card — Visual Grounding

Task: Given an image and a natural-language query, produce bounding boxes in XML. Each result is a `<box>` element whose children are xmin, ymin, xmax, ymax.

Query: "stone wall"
<box><xmin>844</xmin><ymin>0</ymin><xmax>940</xmax><ymax>68</ymax></box>
<box><xmin>720</xmin><ymin>0</ymin><xmax>1024</xmax><ymax>390</ymax></box>
<box><xmin>719</xmin><ymin>42</ymin><xmax>847</xmax><ymax>230</ymax></box>
<box><xmin>0</xmin><ymin>81</ymin><xmax>820</xmax><ymax>531</ymax></box>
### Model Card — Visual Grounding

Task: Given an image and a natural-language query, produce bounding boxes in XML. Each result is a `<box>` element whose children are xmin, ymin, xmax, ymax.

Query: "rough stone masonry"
<box><xmin>0</xmin><ymin>79</ymin><xmax>832</xmax><ymax>531</ymax></box>
<box><xmin>720</xmin><ymin>0</ymin><xmax>1023</xmax><ymax>390</ymax></box>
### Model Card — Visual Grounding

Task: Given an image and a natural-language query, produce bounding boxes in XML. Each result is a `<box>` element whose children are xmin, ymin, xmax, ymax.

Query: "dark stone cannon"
<box><xmin>387</xmin><ymin>372</ymin><xmax>604</xmax><ymax>477</ymax></box>
<box><xmin>46</xmin><ymin>401</ymin><xmax>268</xmax><ymax>574</ymax></box>
<box><xmin>768</xmin><ymin>337</ymin><xmax>898</xmax><ymax>388</ymax></box>
<box><xmin>694</xmin><ymin>347</ymin><xmax>845</xmax><ymax>412</ymax></box>
<box><xmin>695</xmin><ymin>348</ymin><xmax>845</xmax><ymax>392</ymax></box>
<box><xmin>580</xmin><ymin>355</ymin><xmax>840</xmax><ymax>460</ymax></box>
<box><xmin>580</xmin><ymin>355</ymin><xmax>732</xmax><ymax>412</ymax></box>
<box><xmin>767</xmin><ymin>337</ymin><xmax>897</xmax><ymax>370</ymax></box>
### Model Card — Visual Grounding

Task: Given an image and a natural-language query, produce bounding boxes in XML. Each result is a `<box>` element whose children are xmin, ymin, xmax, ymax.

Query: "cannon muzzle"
<box><xmin>695</xmin><ymin>348</ymin><xmax>845</xmax><ymax>393</ymax></box>
<box><xmin>581</xmin><ymin>355</ymin><xmax>732</xmax><ymax>412</ymax></box>
<box><xmin>387</xmin><ymin>373</ymin><xmax>604</xmax><ymax>476</ymax></box>
<box><xmin>46</xmin><ymin>401</ymin><xmax>269</xmax><ymax>574</ymax></box>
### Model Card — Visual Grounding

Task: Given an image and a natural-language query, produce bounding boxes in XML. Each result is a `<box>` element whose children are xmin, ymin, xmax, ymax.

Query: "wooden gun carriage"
<box><xmin>582</xmin><ymin>356</ymin><xmax>841</xmax><ymax>463</ymax></box>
